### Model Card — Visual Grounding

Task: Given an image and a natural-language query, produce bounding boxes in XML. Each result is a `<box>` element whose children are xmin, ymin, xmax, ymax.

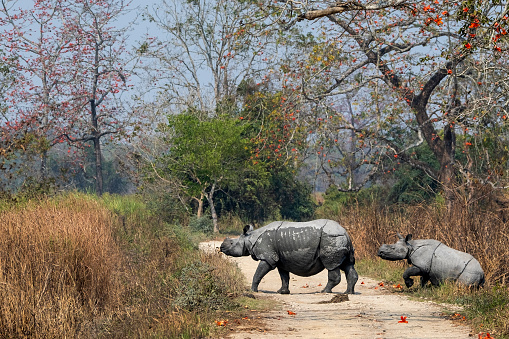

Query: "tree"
<box><xmin>59</xmin><ymin>0</ymin><xmax>138</xmax><ymax>196</ymax></box>
<box><xmin>0</xmin><ymin>0</ymin><xmax>140</xmax><ymax>195</ymax></box>
<box><xmin>144</xmin><ymin>0</ymin><xmax>269</xmax><ymax>114</ymax></box>
<box><xmin>154</xmin><ymin>112</ymin><xmax>263</xmax><ymax>232</ymax></box>
<box><xmin>257</xmin><ymin>0</ymin><xmax>509</xmax><ymax>206</ymax></box>
<box><xmin>0</xmin><ymin>0</ymin><xmax>78</xmax><ymax>182</ymax></box>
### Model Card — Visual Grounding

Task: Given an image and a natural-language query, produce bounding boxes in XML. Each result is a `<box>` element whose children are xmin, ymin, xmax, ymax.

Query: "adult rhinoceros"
<box><xmin>377</xmin><ymin>233</ymin><xmax>485</xmax><ymax>288</ymax></box>
<box><xmin>220</xmin><ymin>219</ymin><xmax>358</xmax><ymax>294</ymax></box>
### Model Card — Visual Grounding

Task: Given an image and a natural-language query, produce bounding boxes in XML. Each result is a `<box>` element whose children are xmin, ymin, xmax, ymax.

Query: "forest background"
<box><xmin>0</xmin><ymin>0</ymin><xmax>509</xmax><ymax>337</ymax></box>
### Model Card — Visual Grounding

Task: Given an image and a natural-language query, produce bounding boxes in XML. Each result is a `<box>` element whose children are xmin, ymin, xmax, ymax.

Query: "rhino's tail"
<box><xmin>348</xmin><ymin>244</ymin><xmax>356</xmax><ymax>265</ymax></box>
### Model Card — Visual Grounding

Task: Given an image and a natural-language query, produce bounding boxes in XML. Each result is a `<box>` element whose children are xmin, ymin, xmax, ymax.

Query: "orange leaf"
<box><xmin>378</xmin><ymin>282</ymin><xmax>384</xmax><ymax>287</ymax></box>
<box><xmin>398</xmin><ymin>316</ymin><xmax>408</xmax><ymax>323</ymax></box>
<box><xmin>216</xmin><ymin>320</ymin><xmax>228</xmax><ymax>326</ymax></box>
<box><xmin>301</xmin><ymin>283</ymin><xmax>309</xmax><ymax>288</ymax></box>
<box><xmin>318</xmin><ymin>283</ymin><xmax>322</xmax><ymax>286</ymax></box>
<box><xmin>287</xmin><ymin>310</ymin><xmax>296</xmax><ymax>315</ymax></box>
<box><xmin>361</xmin><ymin>281</ymin><xmax>365</xmax><ymax>284</ymax></box>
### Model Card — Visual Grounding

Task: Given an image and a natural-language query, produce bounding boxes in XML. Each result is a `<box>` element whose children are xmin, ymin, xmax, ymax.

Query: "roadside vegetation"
<box><xmin>315</xmin><ymin>187</ymin><xmax>509</xmax><ymax>339</ymax></box>
<box><xmin>1</xmin><ymin>184</ymin><xmax>508</xmax><ymax>337</ymax></box>
<box><xmin>0</xmin><ymin>192</ymin><xmax>253</xmax><ymax>338</ymax></box>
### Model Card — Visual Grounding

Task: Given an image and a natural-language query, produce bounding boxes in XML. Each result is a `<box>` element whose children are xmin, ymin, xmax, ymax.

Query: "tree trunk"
<box><xmin>90</xmin><ymin>99</ymin><xmax>103</xmax><ymax>196</ymax></box>
<box><xmin>93</xmin><ymin>137</ymin><xmax>103</xmax><ymax>196</ymax></box>
<box><xmin>39</xmin><ymin>149</ymin><xmax>47</xmax><ymax>182</ymax></box>
<box><xmin>206</xmin><ymin>183</ymin><xmax>219</xmax><ymax>233</ymax></box>
<box><xmin>441</xmin><ymin>123</ymin><xmax>456</xmax><ymax>209</ymax></box>
<box><xmin>195</xmin><ymin>192</ymin><xmax>205</xmax><ymax>218</ymax></box>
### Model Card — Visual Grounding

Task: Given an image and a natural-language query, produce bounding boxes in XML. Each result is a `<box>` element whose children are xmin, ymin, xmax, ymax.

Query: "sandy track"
<box><xmin>200</xmin><ymin>241</ymin><xmax>473</xmax><ymax>339</ymax></box>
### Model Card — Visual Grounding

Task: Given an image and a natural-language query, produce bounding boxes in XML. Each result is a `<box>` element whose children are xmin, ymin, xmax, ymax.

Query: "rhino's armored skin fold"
<box><xmin>377</xmin><ymin>234</ymin><xmax>485</xmax><ymax>288</ymax></box>
<box><xmin>220</xmin><ymin>219</ymin><xmax>358</xmax><ymax>294</ymax></box>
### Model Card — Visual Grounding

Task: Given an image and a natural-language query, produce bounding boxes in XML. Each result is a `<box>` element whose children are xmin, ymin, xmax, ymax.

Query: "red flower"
<box><xmin>287</xmin><ymin>310</ymin><xmax>296</xmax><ymax>315</ymax></box>
<box><xmin>465</xmin><ymin>43</ymin><xmax>472</xmax><ymax>49</ymax></box>
<box><xmin>398</xmin><ymin>316</ymin><xmax>408</xmax><ymax>323</ymax></box>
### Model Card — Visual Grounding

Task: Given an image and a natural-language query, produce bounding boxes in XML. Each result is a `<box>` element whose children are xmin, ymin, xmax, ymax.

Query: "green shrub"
<box><xmin>173</xmin><ymin>261</ymin><xmax>236</xmax><ymax>311</ymax></box>
<box><xmin>189</xmin><ymin>215</ymin><xmax>214</xmax><ymax>234</ymax></box>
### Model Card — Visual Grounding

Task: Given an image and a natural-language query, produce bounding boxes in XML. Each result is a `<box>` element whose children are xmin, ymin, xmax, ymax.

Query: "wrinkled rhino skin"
<box><xmin>378</xmin><ymin>234</ymin><xmax>485</xmax><ymax>288</ymax></box>
<box><xmin>220</xmin><ymin>219</ymin><xmax>358</xmax><ymax>294</ymax></box>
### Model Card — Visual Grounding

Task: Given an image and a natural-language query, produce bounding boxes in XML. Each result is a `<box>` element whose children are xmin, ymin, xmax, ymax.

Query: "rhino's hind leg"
<box><xmin>252</xmin><ymin>260</ymin><xmax>274</xmax><ymax>292</ymax></box>
<box><xmin>322</xmin><ymin>267</ymin><xmax>341</xmax><ymax>293</ymax></box>
<box><xmin>342</xmin><ymin>263</ymin><xmax>358</xmax><ymax>294</ymax></box>
<box><xmin>276</xmin><ymin>267</ymin><xmax>290</xmax><ymax>294</ymax></box>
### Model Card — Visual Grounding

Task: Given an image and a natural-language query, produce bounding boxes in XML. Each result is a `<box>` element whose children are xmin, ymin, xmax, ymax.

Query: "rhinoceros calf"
<box><xmin>377</xmin><ymin>234</ymin><xmax>485</xmax><ymax>288</ymax></box>
<box><xmin>220</xmin><ymin>219</ymin><xmax>358</xmax><ymax>294</ymax></box>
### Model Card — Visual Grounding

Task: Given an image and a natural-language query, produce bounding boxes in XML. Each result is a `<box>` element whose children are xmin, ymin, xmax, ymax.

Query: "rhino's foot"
<box><xmin>404</xmin><ymin>278</ymin><xmax>414</xmax><ymax>288</ymax></box>
<box><xmin>251</xmin><ymin>287</ymin><xmax>259</xmax><ymax>293</ymax></box>
<box><xmin>344</xmin><ymin>289</ymin><xmax>355</xmax><ymax>294</ymax></box>
<box><xmin>321</xmin><ymin>287</ymin><xmax>333</xmax><ymax>293</ymax></box>
<box><xmin>277</xmin><ymin>287</ymin><xmax>290</xmax><ymax>294</ymax></box>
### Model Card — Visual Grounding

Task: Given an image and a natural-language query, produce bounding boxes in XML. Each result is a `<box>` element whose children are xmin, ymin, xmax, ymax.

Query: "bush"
<box><xmin>173</xmin><ymin>261</ymin><xmax>232</xmax><ymax>311</ymax></box>
<box><xmin>189</xmin><ymin>215</ymin><xmax>214</xmax><ymax>234</ymax></box>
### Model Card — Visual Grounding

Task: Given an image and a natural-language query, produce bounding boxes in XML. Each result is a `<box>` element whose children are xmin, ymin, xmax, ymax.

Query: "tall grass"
<box><xmin>316</xmin><ymin>193</ymin><xmax>509</xmax><ymax>337</ymax></box>
<box><xmin>317</xmin><ymin>198</ymin><xmax>509</xmax><ymax>285</ymax></box>
<box><xmin>0</xmin><ymin>193</ymin><xmax>248</xmax><ymax>337</ymax></box>
<box><xmin>0</xmin><ymin>194</ymin><xmax>121</xmax><ymax>337</ymax></box>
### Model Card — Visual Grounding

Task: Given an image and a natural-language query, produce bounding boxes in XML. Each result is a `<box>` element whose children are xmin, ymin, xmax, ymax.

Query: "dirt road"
<box><xmin>200</xmin><ymin>241</ymin><xmax>474</xmax><ymax>339</ymax></box>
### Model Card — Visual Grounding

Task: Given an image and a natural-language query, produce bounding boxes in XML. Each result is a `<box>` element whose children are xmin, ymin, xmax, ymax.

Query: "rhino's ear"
<box><xmin>243</xmin><ymin>224</ymin><xmax>254</xmax><ymax>235</ymax></box>
<box><xmin>405</xmin><ymin>234</ymin><xmax>413</xmax><ymax>242</ymax></box>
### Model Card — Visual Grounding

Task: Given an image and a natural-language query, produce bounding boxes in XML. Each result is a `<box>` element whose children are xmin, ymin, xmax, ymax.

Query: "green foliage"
<box><xmin>462</xmin><ymin>286</ymin><xmax>509</xmax><ymax>337</ymax></box>
<box><xmin>159</xmin><ymin>112</ymin><xmax>264</xmax><ymax>200</ymax></box>
<box><xmin>316</xmin><ymin>185</ymin><xmax>385</xmax><ymax>217</ymax></box>
<box><xmin>189</xmin><ymin>215</ymin><xmax>214</xmax><ymax>234</ymax></box>
<box><xmin>270</xmin><ymin>168</ymin><xmax>315</xmax><ymax>221</ymax></box>
<box><xmin>173</xmin><ymin>261</ymin><xmax>236</xmax><ymax>311</ymax></box>
<box><xmin>387</xmin><ymin>145</ymin><xmax>439</xmax><ymax>204</ymax></box>
<box><xmin>214</xmin><ymin>167</ymin><xmax>315</xmax><ymax>223</ymax></box>
<box><xmin>409</xmin><ymin>283</ymin><xmax>509</xmax><ymax>338</ymax></box>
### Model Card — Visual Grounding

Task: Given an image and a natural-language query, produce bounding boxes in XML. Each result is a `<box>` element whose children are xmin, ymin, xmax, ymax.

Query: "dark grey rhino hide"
<box><xmin>220</xmin><ymin>219</ymin><xmax>358</xmax><ymax>294</ymax></box>
<box><xmin>378</xmin><ymin>234</ymin><xmax>485</xmax><ymax>288</ymax></box>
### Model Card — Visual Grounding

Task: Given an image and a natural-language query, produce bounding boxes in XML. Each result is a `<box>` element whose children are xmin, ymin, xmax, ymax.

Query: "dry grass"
<box><xmin>0</xmin><ymin>193</ymin><xmax>249</xmax><ymax>338</ymax></box>
<box><xmin>0</xmin><ymin>195</ymin><xmax>122</xmax><ymax>338</ymax></box>
<box><xmin>316</xmin><ymin>198</ymin><xmax>509</xmax><ymax>286</ymax></box>
<box><xmin>316</xmin><ymin>193</ymin><xmax>509</xmax><ymax>337</ymax></box>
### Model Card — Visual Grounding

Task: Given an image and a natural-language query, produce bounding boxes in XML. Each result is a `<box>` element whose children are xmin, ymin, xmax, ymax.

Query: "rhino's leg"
<box><xmin>342</xmin><ymin>263</ymin><xmax>358</xmax><ymax>294</ymax></box>
<box><xmin>251</xmin><ymin>260</ymin><xmax>274</xmax><ymax>292</ymax></box>
<box><xmin>420</xmin><ymin>273</ymin><xmax>430</xmax><ymax>287</ymax></box>
<box><xmin>276</xmin><ymin>267</ymin><xmax>290</xmax><ymax>294</ymax></box>
<box><xmin>321</xmin><ymin>267</ymin><xmax>341</xmax><ymax>293</ymax></box>
<box><xmin>403</xmin><ymin>266</ymin><xmax>424</xmax><ymax>288</ymax></box>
